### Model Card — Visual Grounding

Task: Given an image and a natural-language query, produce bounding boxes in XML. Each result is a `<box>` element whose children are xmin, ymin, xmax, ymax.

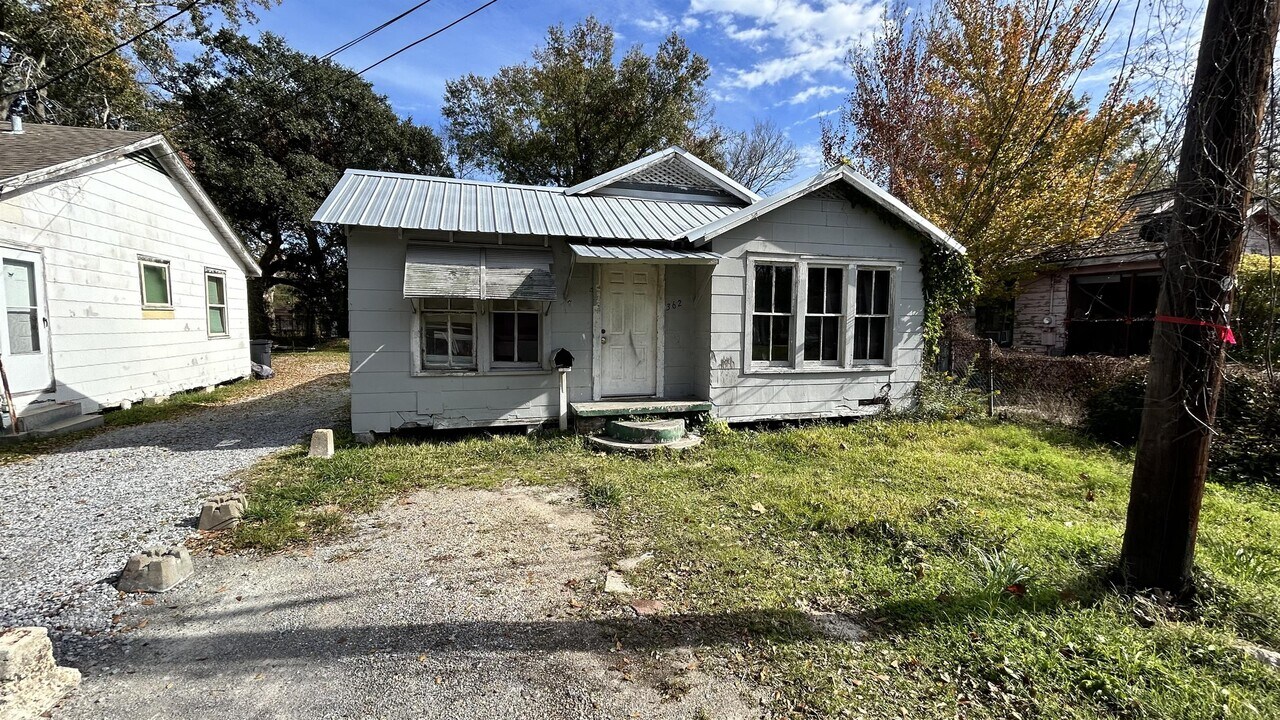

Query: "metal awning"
<box><xmin>568</xmin><ymin>243</ymin><xmax>722</xmax><ymax>264</ymax></box>
<box><xmin>404</xmin><ymin>245</ymin><xmax>555</xmax><ymax>300</ymax></box>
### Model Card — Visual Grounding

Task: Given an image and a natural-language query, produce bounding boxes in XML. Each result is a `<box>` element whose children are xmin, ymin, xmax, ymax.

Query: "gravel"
<box><xmin>0</xmin><ymin>378</ymin><xmax>348</xmax><ymax>641</ymax></box>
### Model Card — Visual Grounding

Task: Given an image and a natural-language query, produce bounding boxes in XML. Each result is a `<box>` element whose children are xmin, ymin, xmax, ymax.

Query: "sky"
<box><xmin>240</xmin><ymin>0</ymin><xmax>1202</xmax><ymax>184</ymax></box>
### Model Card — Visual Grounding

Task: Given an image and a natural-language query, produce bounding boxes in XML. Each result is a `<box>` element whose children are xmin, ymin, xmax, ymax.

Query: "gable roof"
<box><xmin>1041</xmin><ymin>189</ymin><xmax>1174</xmax><ymax>263</ymax></box>
<box><xmin>313</xmin><ymin>169</ymin><xmax>742</xmax><ymax>241</ymax></box>
<box><xmin>564</xmin><ymin>147</ymin><xmax>760</xmax><ymax>205</ymax></box>
<box><xmin>683</xmin><ymin>165</ymin><xmax>965</xmax><ymax>254</ymax></box>
<box><xmin>0</xmin><ymin>121</ymin><xmax>260</xmax><ymax>276</ymax></box>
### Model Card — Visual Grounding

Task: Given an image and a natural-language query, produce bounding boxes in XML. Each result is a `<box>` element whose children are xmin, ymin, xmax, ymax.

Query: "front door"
<box><xmin>599</xmin><ymin>264</ymin><xmax>658</xmax><ymax>397</ymax></box>
<box><xmin>1</xmin><ymin>248</ymin><xmax>53</xmax><ymax>395</ymax></box>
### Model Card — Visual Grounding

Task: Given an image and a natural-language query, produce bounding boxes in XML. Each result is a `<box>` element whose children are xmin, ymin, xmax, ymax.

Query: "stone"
<box><xmin>309</xmin><ymin>429</ymin><xmax>335</xmax><ymax>459</ymax></box>
<box><xmin>603</xmin><ymin>570</ymin><xmax>633</xmax><ymax>595</ymax></box>
<box><xmin>118</xmin><ymin>546</ymin><xmax>193</xmax><ymax>593</ymax></box>
<box><xmin>353</xmin><ymin>432</ymin><xmax>376</xmax><ymax>445</ymax></box>
<box><xmin>630</xmin><ymin>599</ymin><xmax>665</xmax><ymax>616</ymax></box>
<box><xmin>1238</xmin><ymin>641</ymin><xmax>1280</xmax><ymax>669</ymax></box>
<box><xmin>0</xmin><ymin>627</ymin><xmax>81</xmax><ymax>719</ymax></box>
<box><xmin>198</xmin><ymin>494</ymin><xmax>246</xmax><ymax>531</ymax></box>
<box><xmin>140</xmin><ymin>396</ymin><xmax>168</xmax><ymax>407</ymax></box>
<box><xmin>614</xmin><ymin>552</ymin><xmax>653</xmax><ymax>573</ymax></box>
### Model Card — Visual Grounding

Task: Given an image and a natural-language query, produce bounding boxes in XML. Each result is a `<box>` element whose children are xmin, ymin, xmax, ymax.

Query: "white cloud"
<box><xmin>783</xmin><ymin>84</ymin><xmax>848</xmax><ymax>105</ymax></box>
<box><xmin>794</xmin><ymin>142</ymin><xmax>828</xmax><ymax>175</ymax></box>
<box><xmin>634</xmin><ymin>11</ymin><xmax>704</xmax><ymax>35</ymax></box>
<box><xmin>689</xmin><ymin>0</ymin><xmax>885</xmax><ymax>88</ymax></box>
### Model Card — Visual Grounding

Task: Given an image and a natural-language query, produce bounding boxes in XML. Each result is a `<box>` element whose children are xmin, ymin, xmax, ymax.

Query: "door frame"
<box><xmin>0</xmin><ymin>241</ymin><xmax>56</xmax><ymax>397</ymax></box>
<box><xmin>591</xmin><ymin>263</ymin><xmax>664</xmax><ymax>401</ymax></box>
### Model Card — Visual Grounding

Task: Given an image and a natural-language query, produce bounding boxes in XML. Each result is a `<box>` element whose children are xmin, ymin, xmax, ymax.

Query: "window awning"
<box><xmin>568</xmin><ymin>243</ymin><xmax>722</xmax><ymax>264</ymax></box>
<box><xmin>404</xmin><ymin>245</ymin><xmax>555</xmax><ymax>300</ymax></box>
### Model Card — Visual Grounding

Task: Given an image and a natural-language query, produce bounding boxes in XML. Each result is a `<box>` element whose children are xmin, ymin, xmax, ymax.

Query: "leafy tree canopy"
<box><xmin>167</xmin><ymin>30</ymin><xmax>451</xmax><ymax>335</ymax></box>
<box><xmin>822</xmin><ymin>0</ymin><xmax>1157</xmax><ymax>290</ymax></box>
<box><xmin>443</xmin><ymin>16</ymin><xmax>722</xmax><ymax>186</ymax></box>
<box><xmin>1</xmin><ymin>0</ymin><xmax>274</xmax><ymax>128</ymax></box>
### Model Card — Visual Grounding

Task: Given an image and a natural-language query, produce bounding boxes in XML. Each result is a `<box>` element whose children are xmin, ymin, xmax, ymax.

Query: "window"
<box><xmin>752</xmin><ymin>263</ymin><xmax>794</xmax><ymax>364</ymax></box>
<box><xmin>420</xmin><ymin>299</ymin><xmax>477</xmax><ymax>370</ymax></box>
<box><xmin>852</xmin><ymin>268</ymin><xmax>892</xmax><ymax>362</ymax></box>
<box><xmin>139</xmin><ymin>258</ymin><xmax>171</xmax><ymax>307</ymax></box>
<box><xmin>491</xmin><ymin>300</ymin><xmax>541</xmax><ymax>366</ymax></box>
<box><xmin>804</xmin><ymin>266</ymin><xmax>844</xmax><ymax>363</ymax></box>
<box><xmin>3</xmin><ymin>259</ymin><xmax>39</xmax><ymax>353</ymax></box>
<box><xmin>206</xmin><ymin>271</ymin><xmax>228</xmax><ymax>336</ymax></box>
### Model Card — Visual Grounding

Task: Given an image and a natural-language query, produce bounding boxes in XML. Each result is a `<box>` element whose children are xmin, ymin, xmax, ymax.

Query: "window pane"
<box><xmin>853</xmin><ymin>316</ymin><xmax>869</xmax><ymax>359</ymax></box>
<box><xmin>142</xmin><ymin>264</ymin><xmax>169</xmax><ymax>305</ymax></box>
<box><xmin>807</xmin><ymin>267</ymin><xmax>825</xmax><ymax>313</ymax></box>
<box><xmin>208</xmin><ymin>307</ymin><xmax>226</xmax><ymax>335</ymax></box>
<box><xmin>516</xmin><ymin>312</ymin><xmax>540</xmax><ymax>363</ymax></box>
<box><xmin>804</xmin><ymin>316</ymin><xmax>822</xmax><ymax>360</ymax></box>
<box><xmin>872</xmin><ymin>270</ymin><xmax>890</xmax><ymax>315</ymax></box>
<box><xmin>492</xmin><ymin>312</ymin><xmax>515</xmax><ymax>362</ymax></box>
<box><xmin>422</xmin><ymin>314</ymin><xmax>451</xmax><ymax>364</ymax></box>
<box><xmin>826</xmin><ymin>268</ymin><xmax>844</xmax><ymax>313</ymax></box>
<box><xmin>856</xmin><ymin>270</ymin><xmax>873</xmax><ymax>315</ymax></box>
<box><xmin>3</xmin><ymin>259</ymin><xmax>37</xmax><ymax>306</ymax></box>
<box><xmin>752</xmin><ymin>315</ymin><xmax>772</xmax><ymax>361</ymax></box>
<box><xmin>6</xmin><ymin>310</ymin><xmax>38</xmax><ymax>353</ymax></box>
<box><xmin>773</xmin><ymin>266</ymin><xmax>793</xmax><ymax>313</ymax></box>
<box><xmin>867</xmin><ymin>317</ymin><xmax>887</xmax><ymax>360</ymax></box>
<box><xmin>206</xmin><ymin>276</ymin><xmax>225</xmax><ymax>305</ymax></box>
<box><xmin>821</xmin><ymin>316</ymin><xmax>839</xmax><ymax>360</ymax></box>
<box><xmin>770</xmin><ymin>316</ymin><xmax>791</xmax><ymax>361</ymax></box>
<box><xmin>450</xmin><ymin>314</ymin><xmax>474</xmax><ymax>362</ymax></box>
<box><xmin>754</xmin><ymin>265</ymin><xmax>773</xmax><ymax>313</ymax></box>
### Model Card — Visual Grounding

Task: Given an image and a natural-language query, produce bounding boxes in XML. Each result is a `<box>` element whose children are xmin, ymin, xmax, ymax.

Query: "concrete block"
<box><xmin>309</xmin><ymin>429</ymin><xmax>335</xmax><ymax>459</ymax></box>
<box><xmin>198</xmin><ymin>494</ymin><xmax>246</xmax><ymax>531</ymax></box>
<box><xmin>0</xmin><ymin>627</ymin><xmax>80</xmax><ymax>718</ymax></box>
<box><xmin>118</xmin><ymin>546</ymin><xmax>193</xmax><ymax>593</ymax></box>
<box><xmin>140</xmin><ymin>395</ymin><xmax>168</xmax><ymax>407</ymax></box>
<box><xmin>118</xmin><ymin>400</ymin><xmax>133</xmax><ymax>411</ymax></box>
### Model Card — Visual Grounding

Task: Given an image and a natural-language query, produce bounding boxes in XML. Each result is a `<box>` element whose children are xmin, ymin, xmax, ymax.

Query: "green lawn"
<box><xmin>233</xmin><ymin>419</ymin><xmax>1280</xmax><ymax>718</ymax></box>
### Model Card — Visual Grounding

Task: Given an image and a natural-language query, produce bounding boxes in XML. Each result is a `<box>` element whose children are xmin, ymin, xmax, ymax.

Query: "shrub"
<box><xmin>1083</xmin><ymin>367</ymin><xmax>1280</xmax><ymax>485</ymax></box>
<box><xmin>913</xmin><ymin>370</ymin><xmax>986</xmax><ymax>420</ymax></box>
<box><xmin>1235</xmin><ymin>254</ymin><xmax>1279</xmax><ymax>365</ymax></box>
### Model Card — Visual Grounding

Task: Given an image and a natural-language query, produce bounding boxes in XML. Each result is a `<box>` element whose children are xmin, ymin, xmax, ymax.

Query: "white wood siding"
<box><xmin>0</xmin><ymin>156</ymin><xmax>250</xmax><ymax>412</ymax></box>
<box><xmin>706</xmin><ymin>194</ymin><xmax>928</xmax><ymax>421</ymax></box>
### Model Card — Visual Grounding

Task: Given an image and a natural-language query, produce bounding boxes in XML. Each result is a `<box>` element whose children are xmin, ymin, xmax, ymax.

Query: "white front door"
<box><xmin>599</xmin><ymin>264</ymin><xmax>658</xmax><ymax>397</ymax></box>
<box><xmin>1</xmin><ymin>248</ymin><xmax>53</xmax><ymax>395</ymax></box>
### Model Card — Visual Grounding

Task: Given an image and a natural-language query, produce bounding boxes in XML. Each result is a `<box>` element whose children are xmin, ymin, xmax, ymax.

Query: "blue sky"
<box><xmin>242</xmin><ymin>0</ymin><xmax>1201</xmax><ymax>183</ymax></box>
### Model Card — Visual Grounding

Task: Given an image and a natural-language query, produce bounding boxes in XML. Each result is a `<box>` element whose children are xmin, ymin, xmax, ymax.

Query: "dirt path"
<box><xmin>51</xmin><ymin>486</ymin><xmax>760</xmax><ymax>719</ymax></box>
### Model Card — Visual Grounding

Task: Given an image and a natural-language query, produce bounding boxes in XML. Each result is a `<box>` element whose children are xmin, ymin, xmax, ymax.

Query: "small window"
<box><xmin>804</xmin><ymin>266</ymin><xmax>844</xmax><ymax>364</ymax></box>
<box><xmin>752</xmin><ymin>263</ymin><xmax>794</xmax><ymax>364</ymax></box>
<box><xmin>139</xmin><ymin>258</ymin><xmax>171</xmax><ymax>307</ymax></box>
<box><xmin>852</xmin><ymin>268</ymin><xmax>892</xmax><ymax>362</ymax></box>
<box><xmin>3</xmin><ymin>259</ymin><xmax>40</xmax><ymax>353</ymax></box>
<box><xmin>206</xmin><ymin>272</ymin><xmax>228</xmax><ymax>336</ymax></box>
<box><xmin>491</xmin><ymin>300</ymin><xmax>542</xmax><ymax>366</ymax></box>
<box><xmin>420</xmin><ymin>299</ymin><xmax>477</xmax><ymax>370</ymax></box>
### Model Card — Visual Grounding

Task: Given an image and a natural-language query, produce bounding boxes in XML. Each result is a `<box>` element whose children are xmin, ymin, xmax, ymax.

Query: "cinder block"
<box><xmin>309</xmin><ymin>429</ymin><xmax>335</xmax><ymax>459</ymax></box>
<box><xmin>118</xmin><ymin>546</ymin><xmax>193</xmax><ymax>593</ymax></box>
<box><xmin>198</xmin><ymin>494</ymin><xmax>246</xmax><ymax>531</ymax></box>
<box><xmin>140</xmin><ymin>395</ymin><xmax>168</xmax><ymax>407</ymax></box>
<box><xmin>0</xmin><ymin>627</ymin><xmax>80</xmax><ymax>718</ymax></box>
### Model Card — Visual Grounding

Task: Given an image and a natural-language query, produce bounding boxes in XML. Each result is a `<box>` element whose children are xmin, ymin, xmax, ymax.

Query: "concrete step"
<box><xmin>0</xmin><ymin>413</ymin><xmax>103</xmax><ymax>445</ymax></box>
<box><xmin>607</xmin><ymin>419</ymin><xmax>686</xmax><ymax>444</ymax></box>
<box><xmin>16</xmin><ymin>401</ymin><xmax>83</xmax><ymax>434</ymax></box>
<box><xmin>587</xmin><ymin>434</ymin><xmax>703</xmax><ymax>455</ymax></box>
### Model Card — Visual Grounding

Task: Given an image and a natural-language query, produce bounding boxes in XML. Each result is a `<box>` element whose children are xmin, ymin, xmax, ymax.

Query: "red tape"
<box><xmin>1155</xmin><ymin>315</ymin><xmax>1237</xmax><ymax>345</ymax></box>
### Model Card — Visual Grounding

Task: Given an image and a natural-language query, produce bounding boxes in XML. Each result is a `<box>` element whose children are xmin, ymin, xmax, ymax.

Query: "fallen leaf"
<box><xmin>750</xmin><ymin>502</ymin><xmax>767</xmax><ymax>515</ymax></box>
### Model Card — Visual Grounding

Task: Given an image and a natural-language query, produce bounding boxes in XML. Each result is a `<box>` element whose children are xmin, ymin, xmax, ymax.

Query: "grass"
<box><xmin>230</xmin><ymin>419</ymin><xmax>1280</xmax><ymax>719</ymax></box>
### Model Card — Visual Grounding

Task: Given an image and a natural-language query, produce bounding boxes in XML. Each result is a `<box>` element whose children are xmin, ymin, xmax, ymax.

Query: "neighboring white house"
<box><xmin>0</xmin><ymin>120</ymin><xmax>260</xmax><ymax>435</ymax></box>
<box><xmin>314</xmin><ymin>148</ymin><xmax>964</xmax><ymax>437</ymax></box>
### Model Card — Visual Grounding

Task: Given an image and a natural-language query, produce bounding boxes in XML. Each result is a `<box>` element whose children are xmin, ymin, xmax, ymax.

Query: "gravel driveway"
<box><xmin>0</xmin><ymin>371</ymin><xmax>348</xmax><ymax>642</ymax></box>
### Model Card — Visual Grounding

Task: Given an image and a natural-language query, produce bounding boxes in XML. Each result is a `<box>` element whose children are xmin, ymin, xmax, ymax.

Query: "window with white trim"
<box><xmin>751</xmin><ymin>263</ymin><xmax>794</xmax><ymax>364</ymax></box>
<box><xmin>138</xmin><ymin>257</ymin><xmax>171</xmax><ymax>307</ymax></box>
<box><xmin>205</xmin><ymin>271</ymin><xmax>228</xmax><ymax>336</ymax></box>
<box><xmin>491</xmin><ymin>300</ymin><xmax>542</xmax><ymax>367</ymax></box>
<box><xmin>852</xmin><ymin>268</ymin><xmax>892</xmax><ymax>362</ymax></box>
<box><xmin>804</xmin><ymin>266</ymin><xmax>844</xmax><ymax>364</ymax></box>
<box><xmin>420</xmin><ymin>299</ymin><xmax>477</xmax><ymax>370</ymax></box>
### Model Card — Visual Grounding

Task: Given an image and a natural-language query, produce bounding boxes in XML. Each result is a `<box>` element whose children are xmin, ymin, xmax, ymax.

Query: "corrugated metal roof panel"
<box><xmin>567</xmin><ymin>243</ymin><xmax>722</xmax><ymax>264</ymax></box>
<box><xmin>314</xmin><ymin>170</ymin><xmax>740</xmax><ymax>241</ymax></box>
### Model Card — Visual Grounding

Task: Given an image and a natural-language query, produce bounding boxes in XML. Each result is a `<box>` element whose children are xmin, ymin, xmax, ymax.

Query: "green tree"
<box><xmin>443</xmin><ymin>16</ymin><xmax>721</xmax><ymax>186</ymax></box>
<box><xmin>0</xmin><ymin>0</ymin><xmax>273</xmax><ymax>128</ymax></box>
<box><xmin>167</xmin><ymin>31</ymin><xmax>450</xmax><ymax>338</ymax></box>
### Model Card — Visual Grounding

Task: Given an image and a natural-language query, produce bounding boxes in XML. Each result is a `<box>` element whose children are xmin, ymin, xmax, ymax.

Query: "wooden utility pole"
<box><xmin>1121</xmin><ymin>0</ymin><xmax>1280</xmax><ymax>591</ymax></box>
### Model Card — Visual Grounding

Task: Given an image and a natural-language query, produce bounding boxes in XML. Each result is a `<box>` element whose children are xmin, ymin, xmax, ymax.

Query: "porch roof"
<box><xmin>567</xmin><ymin>243</ymin><xmax>722</xmax><ymax>264</ymax></box>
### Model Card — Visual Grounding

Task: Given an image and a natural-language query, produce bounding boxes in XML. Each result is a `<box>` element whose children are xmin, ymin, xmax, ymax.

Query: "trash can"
<box><xmin>250</xmin><ymin>339</ymin><xmax>273</xmax><ymax>368</ymax></box>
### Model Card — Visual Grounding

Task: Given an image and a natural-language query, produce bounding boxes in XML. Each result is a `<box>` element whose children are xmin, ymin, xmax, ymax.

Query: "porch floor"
<box><xmin>569</xmin><ymin>397</ymin><xmax>712</xmax><ymax>418</ymax></box>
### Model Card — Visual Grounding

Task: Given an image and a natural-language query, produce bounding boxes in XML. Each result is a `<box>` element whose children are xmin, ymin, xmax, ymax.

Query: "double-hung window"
<box><xmin>139</xmin><ymin>257</ymin><xmax>171</xmax><ymax>308</ymax></box>
<box><xmin>751</xmin><ymin>263</ymin><xmax>794</xmax><ymax>364</ymax></box>
<box><xmin>420</xmin><ymin>299</ymin><xmax>477</xmax><ymax>370</ymax></box>
<box><xmin>852</xmin><ymin>268</ymin><xmax>892</xmax><ymax>362</ymax></box>
<box><xmin>491</xmin><ymin>300</ymin><xmax>542</xmax><ymax>367</ymax></box>
<box><xmin>205</xmin><ymin>270</ymin><xmax>228</xmax><ymax>337</ymax></box>
<box><xmin>804</xmin><ymin>266</ymin><xmax>844</xmax><ymax>364</ymax></box>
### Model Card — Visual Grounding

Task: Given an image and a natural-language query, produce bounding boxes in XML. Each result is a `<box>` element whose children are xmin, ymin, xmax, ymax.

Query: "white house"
<box><xmin>0</xmin><ymin>120</ymin><xmax>260</xmax><ymax>436</ymax></box>
<box><xmin>314</xmin><ymin>148</ymin><xmax>964</xmax><ymax>439</ymax></box>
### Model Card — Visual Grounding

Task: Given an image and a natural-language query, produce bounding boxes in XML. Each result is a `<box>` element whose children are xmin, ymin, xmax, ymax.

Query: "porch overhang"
<box><xmin>568</xmin><ymin>243</ymin><xmax>722</xmax><ymax>265</ymax></box>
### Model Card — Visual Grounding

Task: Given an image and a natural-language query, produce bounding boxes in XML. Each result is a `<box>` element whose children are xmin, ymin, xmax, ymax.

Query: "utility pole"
<box><xmin>1121</xmin><ymin>0</ymin><xmax>1280</xmax><ymax>591</ymax></box>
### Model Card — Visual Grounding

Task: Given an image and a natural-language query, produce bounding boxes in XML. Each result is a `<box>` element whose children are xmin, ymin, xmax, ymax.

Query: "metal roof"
<box><xmin>313</xmin><ymin>169</ymin><xmax>741</xmax><ymax>241</ymax></box>
<box><xmin>568</xmin><ymin>243</ymin><xmax>722</xmax><ymax>264</ymax></box>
